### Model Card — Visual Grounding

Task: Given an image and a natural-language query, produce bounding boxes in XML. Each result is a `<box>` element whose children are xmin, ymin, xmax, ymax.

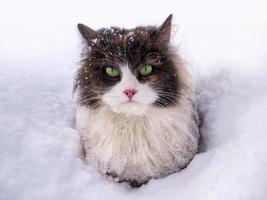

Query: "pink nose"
<box><xmin>123</xmin><ymin>89</ymin><xmax>137</xmax><ymax>100</ymax></box>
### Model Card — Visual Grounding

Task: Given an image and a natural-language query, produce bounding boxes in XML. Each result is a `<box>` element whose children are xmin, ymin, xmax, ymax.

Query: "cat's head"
<box><xmin>75</xmin><ymin>15</ymin><xmax>181</xmax><ymax>115</ymax></box>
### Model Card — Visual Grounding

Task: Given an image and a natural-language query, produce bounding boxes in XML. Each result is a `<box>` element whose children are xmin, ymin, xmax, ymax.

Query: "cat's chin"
<box><xmin>109</xmin><ymin>102</ymin><xmax>149</xmax><ymax>116</ymax></box>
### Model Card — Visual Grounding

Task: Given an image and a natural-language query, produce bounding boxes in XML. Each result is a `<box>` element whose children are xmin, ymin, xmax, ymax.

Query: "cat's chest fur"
<box><xmin>76</xmin><ymin>95</ymin><xmax>199</xmax><ymax>183</ymax></box>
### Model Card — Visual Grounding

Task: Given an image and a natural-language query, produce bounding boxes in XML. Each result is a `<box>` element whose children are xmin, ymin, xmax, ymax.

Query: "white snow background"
<box><xmin>1</xmin><ymin>0</ymin><xmax>267</xmax><ymax>199</ymax></box>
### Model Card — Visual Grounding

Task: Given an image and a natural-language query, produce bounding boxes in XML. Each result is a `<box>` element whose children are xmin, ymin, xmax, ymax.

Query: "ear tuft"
<box><xmin>77</xmin><ymin>23</ymin><xmax>96</xmax><ymax>41</ymax></box>
<box><xmin>155</xmin><ymin>14</ymin><xmax>173</xmax><ymax>44</ymax></box>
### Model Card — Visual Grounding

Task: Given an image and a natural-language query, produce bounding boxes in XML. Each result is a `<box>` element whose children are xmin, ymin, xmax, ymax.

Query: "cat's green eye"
<box><xmin>139</xmin><ymin>64</ymin><xmax>153</xmax><ymax>76</ymax></box>
<box><xmin>105</xmin><ymin>66</ymin><xmax>120</xmax><ymax>78</ymax></box>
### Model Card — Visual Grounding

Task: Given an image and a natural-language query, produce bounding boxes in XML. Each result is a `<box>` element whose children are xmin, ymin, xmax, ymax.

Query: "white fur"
<box><xmin>102</xmin><ymin>66</ymin><xmax>158</xmax><ymax>116</ymax></box>
<box><xmin>75</xmin><ymin>66</ymin><xmax>199</xmax><ymax>182</ymax></box>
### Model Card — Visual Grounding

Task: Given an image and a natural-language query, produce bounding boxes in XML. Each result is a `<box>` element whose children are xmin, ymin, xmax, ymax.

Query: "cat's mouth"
<box><xmin>110</xmin><ymin>101</ymin><xmax>148</xmax><ymax>116</ymax></box>
<box><xmin>122</xmin><ymin>100</ymin><xmax>138</xmax><ymax>104</ymax></box>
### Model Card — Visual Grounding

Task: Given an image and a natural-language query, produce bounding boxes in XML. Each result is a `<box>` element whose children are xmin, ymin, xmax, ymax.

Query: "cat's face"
<box><xmin>75</xmin><ymin>15</ymin><xmax>180</xmax><ymax>115</ymax></box>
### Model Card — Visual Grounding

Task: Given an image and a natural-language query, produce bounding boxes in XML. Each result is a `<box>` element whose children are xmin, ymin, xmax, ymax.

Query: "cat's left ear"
<box><xmin>155</xmin><ymin>14</ymin><xmax>173</xmax><ymax>44</ymax></box>
<box><xmin>77</xmin><ymin>23</ymin><xmax>97</xmax><ymax>41</ymax></box>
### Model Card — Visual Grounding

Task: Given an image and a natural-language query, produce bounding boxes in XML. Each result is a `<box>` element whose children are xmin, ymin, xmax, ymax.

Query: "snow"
<box><xmin>92</xmin><ymin>38</ymin><xmax>98</xmax><ymax>44</ymax></box>
<box><xmin>1</xmin><ymin>0</ymin><xmax>267</xmax><ymax>199</ymax></box>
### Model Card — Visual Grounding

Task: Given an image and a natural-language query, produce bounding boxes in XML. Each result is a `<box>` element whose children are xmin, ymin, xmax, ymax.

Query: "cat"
<box><xmin>74</xmin><ymin>14</ymin><xmax>199</xmax><ymax>187</ymax></box>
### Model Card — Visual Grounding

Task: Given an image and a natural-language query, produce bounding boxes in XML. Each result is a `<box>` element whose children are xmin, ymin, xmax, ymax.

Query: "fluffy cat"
<box><xmin>74</xmin><ymin>15</ymin><xmax>199</xmax><ymax>187</ymax></box>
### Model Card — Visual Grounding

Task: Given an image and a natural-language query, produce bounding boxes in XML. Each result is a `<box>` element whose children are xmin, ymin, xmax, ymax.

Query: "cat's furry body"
<box><xmin>76</xmin><ymin>69</ymin><xmax>199</xmax><ymax>186</ymax></box>
<box><xmin>75</xmin><ymin>15</ymin><xmax>199</xmax><ymax>187</ymax></box>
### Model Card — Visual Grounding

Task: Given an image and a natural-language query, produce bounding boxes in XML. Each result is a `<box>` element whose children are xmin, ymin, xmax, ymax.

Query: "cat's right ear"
<box><xmin>77</xmin><ymin>23</ymin><xmax>97</xmax><ymax>41</ymax></box>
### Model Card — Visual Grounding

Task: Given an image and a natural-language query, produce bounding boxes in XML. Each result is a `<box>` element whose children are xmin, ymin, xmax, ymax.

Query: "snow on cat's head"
<box><xmin>75</xmin><ymin>15</ymin><xmax>180</xmax><ymax>115</ymax></box>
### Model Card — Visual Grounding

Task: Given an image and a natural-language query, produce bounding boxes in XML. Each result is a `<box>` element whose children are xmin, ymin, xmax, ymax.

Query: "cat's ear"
<box><xmin>77</xmin><ymin>23</ymin><xmax>97</xmax><ymax>41</ymax></box>
<box><xmin>155</xmin><ymin>14</ymin><xmax>173</xmax><ymax>44</ymax></box>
